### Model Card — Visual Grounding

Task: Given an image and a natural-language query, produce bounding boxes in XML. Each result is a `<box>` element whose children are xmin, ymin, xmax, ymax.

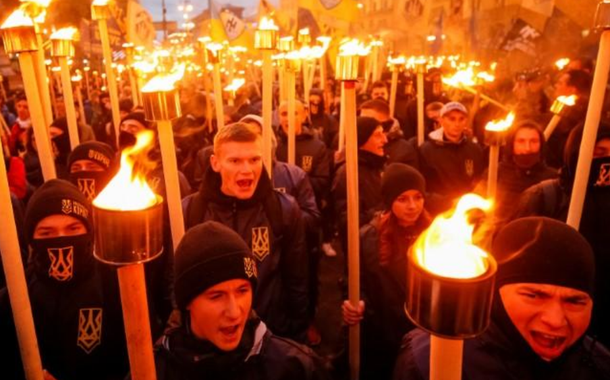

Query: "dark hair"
<box><xmin>566</xmin><ymin>70</ymin><xmax>592</xmax><ymax>96</ymax></box>
<box><xmin>371</xmin><ymin>80</ymin><xmax>388</xmax><ymax>90</ymax></box>
<box><xmin>119</xmin><ymin>99</ymin><xmax>134</xmax><ymax>113</ymax></box>
<box><xmin>360</xmin><ymin>99</ymin><xmax>390</xmax><ymax>116</ymax></box>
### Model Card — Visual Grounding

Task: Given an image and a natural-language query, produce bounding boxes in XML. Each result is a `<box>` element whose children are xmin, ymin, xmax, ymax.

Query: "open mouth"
<box><xmin>531</xmin><ymin>331</ymin><xmax>566</xmax><ymax>351</ymax></box>
<box><xmin>236</xmin><ymin>179</ymin><xmax>253</xmax><ymax>190</ymax></box>
<box><xmin>219</xmin><ymin>325</ymin><xmax>240</xmax><ymax>340</ymax></box>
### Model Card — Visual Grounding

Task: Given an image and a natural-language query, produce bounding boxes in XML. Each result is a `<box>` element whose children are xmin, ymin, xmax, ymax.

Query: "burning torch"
<box><xmin>567</xmin><ymin>0</ymin><xmax>610</xmax><ymax>229</ymax></box>
<box><xmin>484</xmin><ymin>112</ymin><xmax>515</xmax><ymax>201</ymax></box>
<box><xmin>335</xmin><ymin>38</ymin><xmax>370</xmax><ymax>380</ymax></box>
<box><xmin>406</xmin><ymin>194</ymin><xmax>497</xmax><ymax>380</ymax></box>
<box><xmin>1</xmin><ymin>8</ymin><xmax>56</xmax><ymax>180</ymax></box>
<box><xmin>92</xmin><ymin>0</ymin><xmax>121</xmax><ymax>145</ymax></box>
<box><xmin>544</xmin><ymin>95</ymin><xmax>577</xmax><ymax>140</ymax></box>
<box><xmin>92</xmin><ymin>131</ymin><xmax>163</xmax><ymax>380</ymax></box>
<box><xmin>50</xmin><ymin>27</ymin><xmax>80</xmax><ymax>150</ymax></box>
<box><xmin>204</xmin><ymin>41</ymin><xmax>225</xmax><ymax>132</ymax></box>
<box><xmin>140</xmin><ymin>68</ymin><xmax>186</xmax><ymax>250</ymax></box>
<box><xmin>255</xmin><ymin>17</ymin><xmax>278</xmax><ymax>178</ymax></box>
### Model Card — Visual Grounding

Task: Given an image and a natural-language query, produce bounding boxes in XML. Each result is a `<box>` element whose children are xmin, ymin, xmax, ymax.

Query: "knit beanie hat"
<box><xmin>25</xmin><ymin>179</ymin><xmax>92</xmax><ymax>242</ymax></box>
<box><xmin>174</xmin><ymin>221</ymin><xmax>258</xmax><ymax>309</ymax></box>
<box><xmin>67</xmin><ymin>141</ymin><xmax>115</xmax><ymax>171</ymax></box>
<box><xmin>492</xmin><ymin>217</ymin><xmax>595</xmax><ymax>297</ymax></box>
<box><xmin>121</xmin><ymin>111</ymin><xmax>150</xmax><ymax>129</ymax></box>
<box><xmin>381</xmin><ymin>163</ymin><xmax>426</xmax><ymax>209</ymax></box>
<box><xmin>357</xmin><ymin>116</ymin><xmax>381</xmax><ymax>148</ymax></box>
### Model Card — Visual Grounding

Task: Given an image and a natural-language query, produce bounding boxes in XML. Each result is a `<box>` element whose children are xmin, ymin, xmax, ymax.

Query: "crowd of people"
<box><xmin>1</xmin><ymin>53</ymin><xmax>610</xmax><ymax>380</ymax></box>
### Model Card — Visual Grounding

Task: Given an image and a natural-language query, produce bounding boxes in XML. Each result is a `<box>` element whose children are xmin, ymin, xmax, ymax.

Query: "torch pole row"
<box><xmin>287</xmin><ymin>70</ymin><xmax>297</xmax><ymax>166</ymax></box>
<box><xmin>262</xmin><ymin>50</ymin><xmax>274</xmax><ymax>178</ymax></box>
<box><xmin>416</xmin><ymin>70</ymin><xmax>425</xmax><ymax>147</ymax></box>
<box><xmin>389</xmin><ymin>68</ymin><xmax>399</xmax><ymax>117</ymax></box>
<box><xmin>98</xmin><ymin>19</ymin><xmax>122</xmax><ymax>145</ymax></box>
<box><xmin>544</xmin><ymin>114</ymin><xmax>562</xmax><ymax>141</ymax></box>
<box><xmin>34</xmin><ymin>33</ymin><xmax>54</xmax><ymax>128</ymax></box>
<box><xmin>58</xmin><ymin>57</ymin><xmax>80</xmax><ymax>150</ymax></box>
<box><xmin>212</xmin><ymin>63</ymin><xmax>225</xmax><ymax>131</ymax></box>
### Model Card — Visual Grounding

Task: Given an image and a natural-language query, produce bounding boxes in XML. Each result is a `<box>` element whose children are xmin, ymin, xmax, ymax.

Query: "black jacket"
<box><xmin>419</xmin><ymin>128</ymin><xmax>485</xmax><ymax>204</ymax></box>
<box><xmin>154</xmin><ymin>319</ymin><xmax>330</xmax><ymax>380</ymax></box>
<box><xmin>332</xmin><ymin>150</ymin><xmax>386</xmax><ymax>228</ymax></box>
<box><xmin>384</xmin><ymin>118</ymin><xmax>419</xmax><ymax>169</ymax></box>
<box><xmin>0</xmin><ymin>266</ymin><xmax>129</xmax><ymax>380</ymax></box>
<box><xmin>276</xmin><ymin>127</ymin><xmax>332</xmax><ymax>207</ymax></box>
<box><xmin>182</xmin><ymin>168</ymin><xmax>309</xmax><ymax>341</ymax></box>
<box><xmin>394</xmin><ymin>325</ymin><xmax>610</xmax><ymax>380</ymax></box>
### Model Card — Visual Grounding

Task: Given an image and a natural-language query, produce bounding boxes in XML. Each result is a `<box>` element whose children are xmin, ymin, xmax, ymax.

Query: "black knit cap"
<box><xmin>174</xmin><ymin>221</ymin><xmax>258</xmax><ymax>309</ymax></box>
<box><xmin>492</xmin><ymin>217</ymin><xmax>595</xmax><ymax>297</ymax></box>
<box><xmin>25</xmin><ymin>179</ymin><xmax>92</xmax><ymax>242</ymax></box>
<box><xmin>357</xmin><ymin>116</ymin><xmax>381</xmax><ymax>148</ymax></box>
<box><xmin>121</xmin><ymin>111</ymin><xmax>150</xmax><ymax>129</ymax></box>
<box><xmin>67</xmin><ymin>141</ymin><xmax>115</xmax><ymax>171</ymax></box>
<box><xmin>381</xmin><ymin>163</ymin><xmax>426</xmax><ymax>209</ymax></box>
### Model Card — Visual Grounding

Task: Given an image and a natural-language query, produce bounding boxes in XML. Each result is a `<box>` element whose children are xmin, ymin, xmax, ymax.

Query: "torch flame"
<box><xmin>338</xmin><ymin>39</ymin><xmax>370</xmax><ymax>57</ymax></box>
<box><xmin>555</xmin><ymin>58</ymin><xmax>570</xmax><ymax>70</ymax></box>
<box><xmin>1</xmin><ymin>9</ymin><xmax>34</xmax><ymax>29</ymax></box>
<box><xmin>442</xmin><ymin>67</ymin><xmax>476</xmax><ymax>87</ymax></box>
<box><xmin>414</xmin><ymin>194</ymin><xmax>492</xmax><ymax>279</ymax></box>
<box><xmin>92</xmin><ymin>0</ymin><xmax>109</xmax><ymax>6</ymax></box>
<box><xmin>50</xmin><ymin>26</ymin><xmax>77</xmax><ymax>40</ymax></box>
<box><xmin>485</xmin><ymin>112</ymin><xmax>515</xmax><ymax>132</ymax></box>
<box><xmin>258</xmin><ymin>16</ymin><xmax>278</xmax><ymax>31</ymax></box>
<box><xmin>93</xmin><ymin>131</ymin><xmax>157</xmax><ymax>211</ymax></box>
<box><xmin>556</xmin><ymin>95</ymin><xmax>577</xmax><ymax>106</ymax></box>
<box><xmin>224</xmin><ymin>78</ymin><xmax>245</xmax><ymax>92</ymax></box>
<box><xmin>141</xmin><ymin>65</ymin><xmax>185</xmax><ymax>93</ymax></box>
<box><xmin>389</xmin><ymin>56</ymin><xmax>406</xmax><ymax>65</ymax></box>
<box><xmin>476</xmin><ymin>71</ymin><xmax>495</xmax><ymax>83</ymax></box>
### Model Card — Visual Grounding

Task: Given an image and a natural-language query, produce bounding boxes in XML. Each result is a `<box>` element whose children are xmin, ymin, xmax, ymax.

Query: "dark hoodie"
<box><xmin>182</xmin><ymin>167</ymin><xmax>309</xmax><ymax>342</ymax></box>
<box><xmin>308</xmin><ymin>88</ymin><xmax>339</xmax><ymax>150</ymax></box>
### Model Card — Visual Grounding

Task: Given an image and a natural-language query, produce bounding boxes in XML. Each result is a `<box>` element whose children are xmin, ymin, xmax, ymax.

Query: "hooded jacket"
<box><xmin>182</xmin><ymin>168</ymin><xmax>309</xmax><ymax>342</ymax></box>
<box><xmin>308</xmin><ymin>89</ymin><xmax>339</xmax><ymax>150</ymax></box>
<box><xmin>419</xmin><ymin>128</ymin><xmax>484</xmax><ymax>204</ymax></box>
<box><xmin>384</xmin><ymin>117</ymin><xmax>419</xmax><ymax>169</ymax></box>
<box><xmin>153</xmin><ymin>317</ymin><xmax>330</xmax><ymax>380</ymax></box>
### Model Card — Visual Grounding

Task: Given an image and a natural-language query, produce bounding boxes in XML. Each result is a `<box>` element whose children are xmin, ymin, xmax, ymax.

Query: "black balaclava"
<box><xmin>562</xmin><ymin>123</ymin><xmax>610</xmax><ymax>189</ymax></box>
<box><xmin>506</xmin><ymin>121</ymin><xmax>546</xmax><ymax>170</ymax></box>
<box><xmin>118</xmin><ymin>112</ymin><xmax>150</xmax><ymax>150</ymax></box>
<box><xmin>50</xmin><ymin>117</ymin><xmax>72</xmax><ymax>167</ymax></box>
<box><xmin>67</xmin><ymin>141</ymin><xmax>117</xmax><ymax>201</ymax></box>
<box><xmin>309</xmin><ymin>88</ymin><xmax>325</xmax><ymax>118</ymax></box>
<box><xmin>25</xmin><ymin>179</ymin><xmax>95</xmax><ymax>284</ymax></box>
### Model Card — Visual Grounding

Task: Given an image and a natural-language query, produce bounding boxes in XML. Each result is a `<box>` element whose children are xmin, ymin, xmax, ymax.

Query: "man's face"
<box><xmin>500</xmin><ymin>283</ymin><xmax>592</xmax><ymax>361</ymax></box>
<box><xmin>34</xmin><ymin>214</ymin><xmax>87</xmax><ymax>239</ymax></box>
<box><xmin>188</xmin><ymin>279</ymin><xmax>253</xmax><ymax>351</ymax></box>
<box><xmin>594</xmin><ymin>138</ymin><xmax>610</xmax><ymax>158</ymax></box>
<box><xmin>554</xmin><ymin>73</ymin><xmax>576</xmax><ymax>98</ymax></box>
<box><xmin>120</xmin><ymin>120</ymin><xmax>146</xmax><ymax>135</ymax></box>
<box><xmin>360</xmin><ymin>126</ymin><xmax>387</xmax><ymax>156</ymax></box>
<box><xmin>360</xmin><ymin>108</ymin><xmax>390</xmax><ymax>123</ymax></box>
<box><xmin>371</xmin><ymin>86</ymin><xmax>388</xmax><ymax>101</ymax></box>
<box><xmin>211</xmin><ymin>140</ymin><xmax>263</xmax><ymax>200</ymax></box>
<box><xmin>101</xmin><ymin>97</ymin><xmax>111</xmax><ymax>111</ymax></box>
<box><xmin>440</xmin><ymin>110</ymin><xmax>467</xmax><ymax>142</ymax></box>
<box><xmin>279</xmin><ymin>103</ymin><xmax>306</xmax><ymax>135</ymax></box>
<box><xmin>513</xmin><ymin>128</ymin><xmax>541</xmax><ymax>155</ymax></box>
<box><xmin>391</xmin><ymin>190</ymin><xmax>424</xmax><ymax>226</ymax></box>
<box><xmin>16</xmin><ymin>100</ymin><xmax>29</xmax><ymax>120</ymax></box>
<box><xmin>309</xmin><ymin>95</ymin><xmax>322</xmax><ymax>116</ymax></box>
<box><xmin>70</xmin><ymin>159</ymin><xmax>106</xmax><ymax>173</ymax></box>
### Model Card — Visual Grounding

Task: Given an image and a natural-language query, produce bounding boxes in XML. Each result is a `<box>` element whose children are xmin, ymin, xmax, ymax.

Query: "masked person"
<box><xmin>342</xmin><ymin>163</ymin><xmax>430</xmax><ymax>380</ymax></box>
<box><xmin>0</xmin><ymin>179</ymin><xmax>130</xmax><ymax>380</ymax></box>
<box><xmin>91</xmin><ymin>92</ymin><xmax>114</xmax><ymax>145</ymax></box>
<box><xmin>183</xmin><ymin>122</ymin><xmax>309</xmax><ymax>342</ymax></box>
<box><xmin>475</xmin><ymin>120</ymin><xmax>557</xmax><ymax>223</ymax></box>
<box><xmin>153</xmin><ymin>221</ymin><xmax>330</xmax><ymax>380</ymax></box>
<box><xmin>67</xmin><ymin>141</ymin><xmax>116</xmax><ymax>201</ymax></box>
<box><xmin>514</xmin><ymin>124</ymin><xmax>610</xmax><ymax>347</ymax></box>
<box><xmin>308</xmin><ymin>88</ymin><xmax>339</xmax><ymax>150</ymax></box>
<box><xmin>394</xmin><ymin>217</ymin><xmax>610</xmax><ymax>380</ymax></box>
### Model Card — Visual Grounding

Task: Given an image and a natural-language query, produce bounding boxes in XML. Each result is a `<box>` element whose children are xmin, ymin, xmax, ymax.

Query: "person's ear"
<box><xmin>210</xmin><ymin>153</ymin><xmax>220</xmax><ymax>172</ymax></box>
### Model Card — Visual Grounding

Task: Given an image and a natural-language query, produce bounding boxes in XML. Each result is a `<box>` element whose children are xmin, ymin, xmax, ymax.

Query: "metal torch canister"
<box><xmin>50</xmin><ymin>39</ymin><xmax>74</xmax><ymax>58</ymax></box>
<box><xmin>92</xmin><ymin>197</ymin><xmax>164</xmax><ymax>265</ymax></box>
<box><xmin>484</xmin><ymin>128</ymin><xmax>508</xmax><ymax>147</ymax></box>
<box><xmin>595</xmin><ymin>1</ymin><xmax>610</xmax><ymax>29</ymax></box>
<box><xmin>405</xmin><ymin>249</ymin><xmax>497</xmax><ymax>339</ymax></box>
<box><xmin>335</xmin><ymin>55</ymin><xmax>364</xmax><ymax>82</ymax></box>
<box><xmin>255</xmin><ymin>29</ymin><xmax>278</xmax><ymax>50</ymax></box>
<box><xmin>1</xmin><ymin>26</ymin><xmax>38</xmax><ymax>54</ymax></box>
<box><xmin>142</xmin><ymin>89</ymin><xmax>181</xmax><ymax>121</ymax></box>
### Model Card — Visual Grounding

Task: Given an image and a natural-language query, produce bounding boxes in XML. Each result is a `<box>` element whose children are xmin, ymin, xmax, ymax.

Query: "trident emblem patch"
<box><xmin>301</xmin><ymin>155</ymin><xmax>313</xmax><ymax>173</ymax></box>
<box><xmin>78</xmin><ymin>178</ymin><xmax>97</xmax><ymax>201</ymax></box>
<box><xmin>77</xmin><ymin>308</ymin><xmax>102</xmax><ymax>354</ymax></box>
<box><xmin>62</xmin><ymin>199</ymin><xmax>73</xmax><ymax>214</ymax></box>
<box><xmin>594</xmin><ymin>163</ymin><xmax>610</xmax><ymax>187</ymax></box>
<box><xmin>465</xmin><ymin>159</ymin><xmax>474</xmax><ymax>177</ymax></box>
<box><xmin>251</xmin><ymin>227</ymin><xmax>270</xmax><ymax>262</ymax></box>
<box><xmin>244</xmin><ymin>257</ymin><xmax>258</xmax><ymax>278</ymax></box>
<box><xmin>47</xmin><ymin>247</ymin><xmax>74</xmax><ymax>281</ymax></box>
